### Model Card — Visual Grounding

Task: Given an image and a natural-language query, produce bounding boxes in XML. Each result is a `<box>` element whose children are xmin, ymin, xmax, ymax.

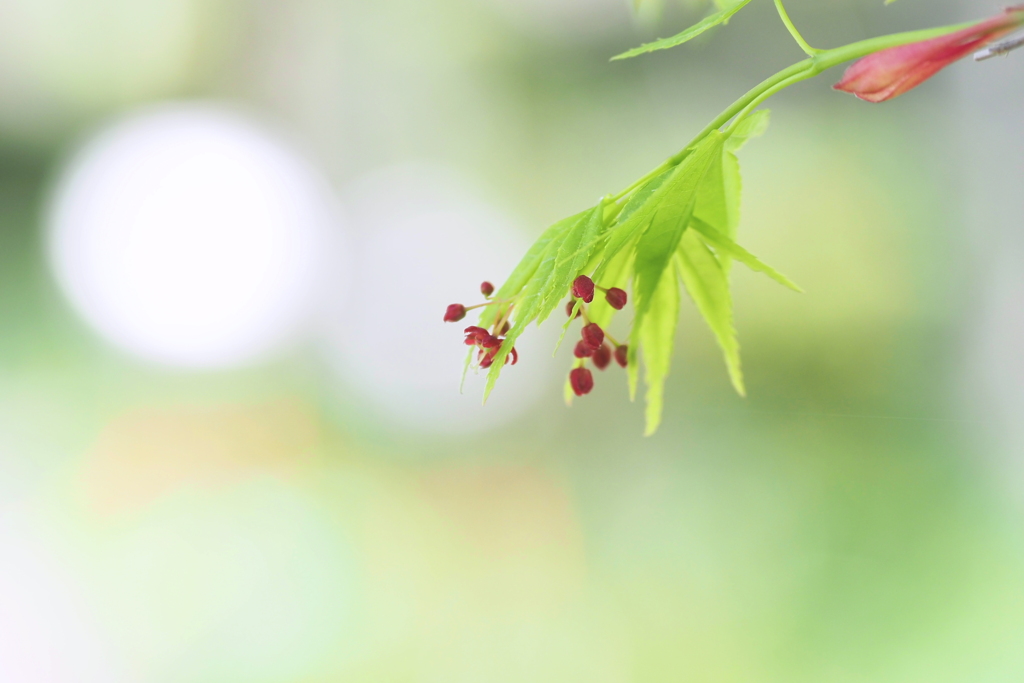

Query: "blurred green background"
<box><xmin>3</xmin><ymin>0</ymin><xmax>1024</xmax><ymax>681</ymax></box>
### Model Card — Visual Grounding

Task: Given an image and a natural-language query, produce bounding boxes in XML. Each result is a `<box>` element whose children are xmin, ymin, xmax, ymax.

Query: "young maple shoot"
<box><xmin>445</xmin><ymin>0</ymin><xmax>1024</xmax><ymax>435</ymax></box>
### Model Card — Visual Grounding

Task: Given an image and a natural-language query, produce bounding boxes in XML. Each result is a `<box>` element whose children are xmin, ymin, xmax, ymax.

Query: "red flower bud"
<box><xmin>444</xmin><ymin>304</ymin><xmax>466</xmax><ymax>322</ymax></box>
<box><xmin>834</xmin><ymin>7</ymin><xmax>1024</xmax><ymax>103</ymax></box>
<box><xmin>593</xmin><ymin>343</ymin><xmax>612</xmax><ymax>370</ymax></box>
<box><xmin>605</xmin><ymin>287</ymin><xmax>627</xmax><ymax>310</ymax></box>
<box><xmin>566</xmin><ymin>301</ymin><xmax>582</xmax><ymax>319</ymax></box>
<box><xmin>572</xmin><ymin>275</ymin><xmax>595</xmax><ymax>303</ymax></box>
<box><xmin>574</xmin><ymin>340</ymin><xmax>595</xmax><ymax>359</ymax></box>
<box><xmin>480</xmin><ymin>281</ymin><xmax>495</xmax><ymax>297</ymax></box>
<box><xmin>614</xmin><ymin>345</ymin><xmax>628</xmax><ymax>368</ymax></box>
<box><xmin>581</xmin><ymin>323</ymin><xmax>604</xmax><ymax>349</ymax></box>
<box><xmin>480</xmin><ymin>334</ymin><xmax>501</xmax><ymax>349</ymax></box>
<box><xmin>570</xmin><ymin>367</ymin><xmax>594</xmax><ymax>396</ymax></box>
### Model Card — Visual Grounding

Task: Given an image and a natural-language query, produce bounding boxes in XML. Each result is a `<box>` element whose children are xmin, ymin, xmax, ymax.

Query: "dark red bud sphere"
<box><xmin>570</xmin><ymin>367</ymin><xmax>594</xmax><ymax>396</ymax></box>
<box><xmin>581</xmin><ymin>323</ymin><xmax>604</xmax><ymax>349</ymax></box>
<box><xmin>574</xmin><ymin>340</ymin><xmax>595</xmax><ymax>359</ymax></box>
<box><xmin>480</xmin><ymin>281</ymin><xmax>495</xmax><ymax>297</ymax></box>
<box><xmin>572</xmin><ymin>275</ymin><xmax>595</xmax><ymax>304</ymax></box>
<box><xmin>593</xmin><ymin>343</ymin><xmax>612</xmax><ymax>370</ymax></box>
<box><xmin>444</xmin><ymin>304</ymin><xmax>466</xmax><ymax>322</ymax></box>
<box><xmin>614</xmin><ymin>345</ymin><xmax>629</xmax><ymax>368</ymax></box>
<box><xmin>605</xmin><ymin>287</ymin><xmax>628</xmax><ymax>310</ymax></box>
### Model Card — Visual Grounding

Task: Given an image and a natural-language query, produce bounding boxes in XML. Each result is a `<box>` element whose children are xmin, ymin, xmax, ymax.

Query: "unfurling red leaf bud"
<box><xmin>605</xmin><ymin>287</ymin><xmax>628</xmax><ymax>310</ymax></box>
<box><xmin>570</xmin><ymin>367</ymin><xmax>594</xmax><ymax>396</ymax></box>
<box><xmin>614</xmin><ymin>345</ymin><xmax>628</xmax><ymax>368</ymax></box>
<box><xmin>566</xmin><ymin>301</ymin><xmax>581</xmax><ymax>319</ymax></box>
<box><xmin>593</xmin><ymin>344</ymin><xmax>612</xmax><ymax>370</ymax></box>
<box><xmin>833</xmin><ymin>6</ymin><xmax>1024</xmax><ymax>103</ymax></box>
<box><xmin>444</xmin><ymin>304</ymin><xmax>466</xmax><ymax>322</ymax></box>
<box><xmin>480</xmin><ymin>281</ymin><xmax>495</xmax><ymax>297</ymax></box>
<box><xmin>574</xmin><ymin>340</ymin><xmax>595</xmax><ymax>359</ymax></box>
<box><xmin>581</xmin><ymin>323</ymin><xmax>604</xmax><ymax>349</ymax></box>
<box><xmin>572</xmin><ymin>275</ymin><xmax>595</xmax><ymax>303</ymax></box>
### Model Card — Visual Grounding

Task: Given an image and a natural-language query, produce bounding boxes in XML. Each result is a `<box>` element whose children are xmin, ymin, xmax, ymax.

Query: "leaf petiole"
<box><xmin>774</xmin><ymin>0</ymin><xmax>819</xmax><ymax>57</ymax></box>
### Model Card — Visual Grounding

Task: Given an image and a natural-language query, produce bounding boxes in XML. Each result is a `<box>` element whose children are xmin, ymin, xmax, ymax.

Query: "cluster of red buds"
<box><xmin>567</xmin><ymin>275</ymin><xmax>629</xmax><ymax>397</ymax></box>
<box><xmin>444</xmin><ymin>281</ymin><xmax>518</xmax><ymax>369</ymax></box>
<box><xmin>443</xmin><ymin>275</ymin><xmax>630</xmax><ymax>396</ymax></box>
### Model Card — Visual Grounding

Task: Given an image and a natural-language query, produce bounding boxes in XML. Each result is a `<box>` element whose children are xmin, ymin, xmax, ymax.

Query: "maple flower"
<box><xmin>834</xmin><ymin>6</ymin><xmax>1024</xmax><ymax>103</ymax></box>
<box><xmin>614</xmin><ymin>345</ymin><xmax>628</xmax><ymax>368</ymax></box>
<box><xmin>572</xmin><ymin>275</ymin><xmax>595</xmax><ymax>303</ymax></box>
<box><xmin>581</xmin><ymin>323</ymin><xmax>604</xmax><ymax>350</ymax></box>
<box><xmin>570</xmin><ymin>367</ymin><xmax>594</xmax><ymax>396</ymax></box>
<box><xmin>574</xmin><ymin>340</ymin><xmax>596</xmax><ymax>359</ymax></box>
<box><xmin>605</xmin><ymin>287</ymin><xmax>628</xmax><ymax>311</ymax></box>
<box><xmin>592</xmin><ymin>344</ymin><xmax>612</xmax><ymax>370</ymax></box>
<box><xmin>444</xmin><ymin>304</ymin><xmax>467</xmax><ymax>322</ymax></box>
<box><xmin>463</xmin><ymin>326</ymin><xmax>489</xmax><ymax>345</ymax></box>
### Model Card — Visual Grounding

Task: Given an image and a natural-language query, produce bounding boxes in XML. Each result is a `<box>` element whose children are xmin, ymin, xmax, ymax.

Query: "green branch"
<box><xmin>610</xmin><ymin>20</ymin><xmax>975</xmax><ymax>207</ymax></box>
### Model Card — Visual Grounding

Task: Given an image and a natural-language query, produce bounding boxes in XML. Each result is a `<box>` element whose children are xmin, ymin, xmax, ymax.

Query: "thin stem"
<box><xmin>775</xmin><ymin>0</ymin><xmax>819</xmax><ymax>56</ymax></box>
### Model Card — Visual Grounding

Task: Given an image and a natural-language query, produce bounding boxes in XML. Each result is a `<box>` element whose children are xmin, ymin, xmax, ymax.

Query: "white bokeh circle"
<box><xmin>48</xmin><ymin>104</ymin><xmax>342</xmax><ymax>369</ymax></box>
<box><xmin>322</xmin><ymin>163</ymin><xmax>555</xmax><ymax>433</ymax></box>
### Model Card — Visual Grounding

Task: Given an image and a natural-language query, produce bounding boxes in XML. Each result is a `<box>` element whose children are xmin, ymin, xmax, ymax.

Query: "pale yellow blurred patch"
<box><xmin>76</xmin><ymin>398</ymin><xmax>325</xmax><ymax>516</ymax></box>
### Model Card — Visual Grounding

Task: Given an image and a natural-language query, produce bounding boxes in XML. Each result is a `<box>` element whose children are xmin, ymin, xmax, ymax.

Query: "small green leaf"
<box><xmin>725</xmin><ymin>109</ymin><xmax>771</xmax><ymax>152</ymax></box>
<box><xmin>460</xmin><ymin>347</ymin><xmax>474</xmax><ymax>393</ymax></box>
<box><xmin>720</xmin><ymin>150</ymin><xmax>742</xmax><ymax>275</ymax></box>
<box><xmin>480</xmin><ymin>210</ymin><xmax>588</xmax><ymax>330</ymax></box>
<box><xmin>538</xmin><ymin>202</ymin><xmax>607</xmax><ymax>325</ymax></box>
<box><xmin>616</xmin><ymin>168</ymin><xmax>673</xmax><ymax>228</ymax></box>
<box><xmin>690</xmin><ymin>217</ymin><xmax>802</xmax><ymax>292</ymax></box>
<box><xmin>693</xmin><ymin>146</ymin><xmax>728</xmax><ymax>236</ymax></box>
<box><xmin>633</xmin><ymin>258</ymin><xmax>681</xmax><ymax>436</ymax></box>
<box><xmin>611</xmin><ymin>0</ymin><xmax>754</xmax><ymax>61</ymax></box>
<box><xmin>718</xmin><ymin>109</ymin><xmax>769</xmax><ymax>273</ymax></box>
<box><xmin>591</xmin><ymin>171</ymin><xmax>672</xmax><ymax>284</ymax></box>
<box><xmin>482</xmin><ymin>216</ymin><xmax>577</xmax><ymax>399</ymax></box>
<box><xmin>676</xmin><ymin>230</ymin><xmax>744</xmax><ymax>396</ymax></box>
<box><xmin>632</xmin><ymin>132</ymin><xmax>725</xmax><ymax>329</ymax></box>
<box><xmin>483</xmin><ymin>201</ymin><xmax>610</xmax><ymax>398</ymax></box>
